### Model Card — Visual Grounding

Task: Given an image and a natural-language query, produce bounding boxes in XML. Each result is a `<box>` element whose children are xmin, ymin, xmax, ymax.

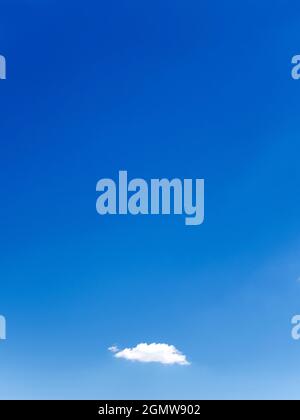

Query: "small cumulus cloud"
<box><xmin>108</xmin><ymin>345</ymin><xmax>119</xmax><ymax>353</ymax></box>
<box><xmin>108</xmin><ymin>343</ymin><xmax>190</xmax><ymax>365</ymax></box>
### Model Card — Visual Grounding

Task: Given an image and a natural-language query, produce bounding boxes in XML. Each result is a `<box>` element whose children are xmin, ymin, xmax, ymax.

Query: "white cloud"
<box><xmin>108</xmin><ymin>345</ymin><xmax>119</xmax><ymax>353</ymax></box>
<box><xmin>108</xmin><ymin>342</ymin><xmax>190</xmax><ymax>365</ymax></box>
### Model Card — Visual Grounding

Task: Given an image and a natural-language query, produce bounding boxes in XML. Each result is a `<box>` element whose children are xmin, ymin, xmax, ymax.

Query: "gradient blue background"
<box><xmin>1</xmin><ymin>0</ymin><xmax>300</xmax><ymax>399</ymax></box>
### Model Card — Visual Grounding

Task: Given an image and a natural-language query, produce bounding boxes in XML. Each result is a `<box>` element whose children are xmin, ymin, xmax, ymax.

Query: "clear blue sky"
<box><xmin>1</xmin><ymin>0</ymin><xmax>300</xmax><ymax>399</ymax></box>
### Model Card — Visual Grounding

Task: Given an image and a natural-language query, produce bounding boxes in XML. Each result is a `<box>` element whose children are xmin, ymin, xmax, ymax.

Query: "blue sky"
<box><xmin>1</xmin><ymin>0</ymin><xmax>300</xmax><ymax>399</ymax></box>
